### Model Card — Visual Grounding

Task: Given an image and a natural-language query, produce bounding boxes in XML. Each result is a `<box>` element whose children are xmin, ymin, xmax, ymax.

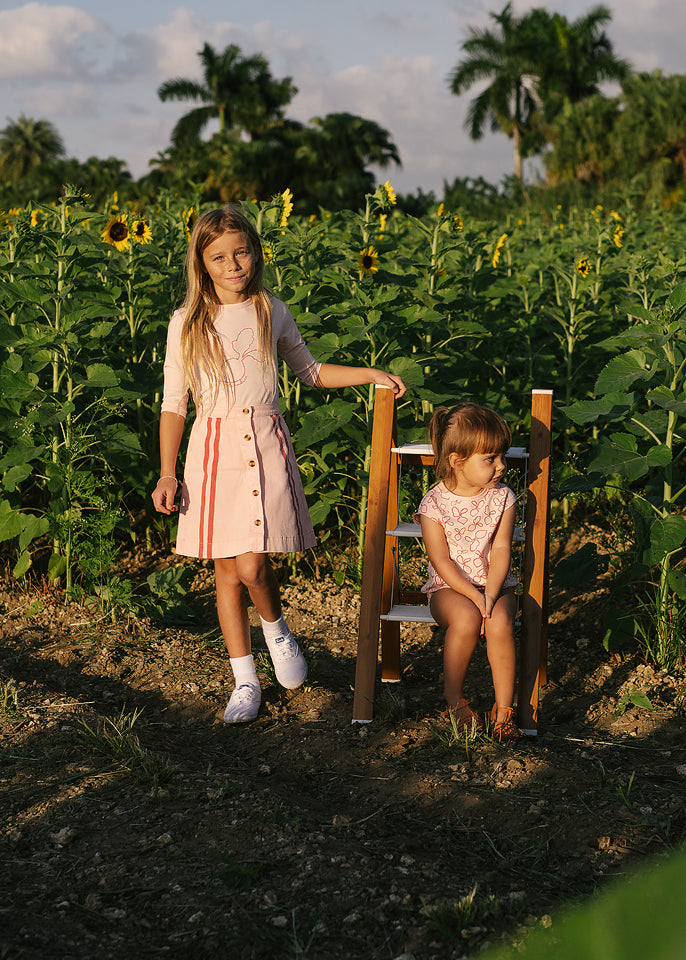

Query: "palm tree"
<box><xmin>158</xmin><ymin>42</ymin><xmax>296</xmax><ymax>145</ymax></box>
<box><xmin>448</xmin><ymin>3</ymin><xmax>628</xmax><ymax>179</ymax></box>
<box><xmin>543</xmin><ymin>6</ymin><xmax>630</xmax><ymax>111</ymax></box>
<box><xmin>0</xmin><ymin>115</ymin><xmax>65</xmax><ymax>181</ymax></box>
<box><xmin>448</xmin><ymin>4</ymin><xmax>546</xmax><ymax>179</ymax></box>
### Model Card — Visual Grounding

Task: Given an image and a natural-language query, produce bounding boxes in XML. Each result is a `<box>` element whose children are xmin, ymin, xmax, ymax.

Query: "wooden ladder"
<box><xmin>353</xmin><ymin>387</ymin><xmax>553</xmax><ymax>730</ymax></box>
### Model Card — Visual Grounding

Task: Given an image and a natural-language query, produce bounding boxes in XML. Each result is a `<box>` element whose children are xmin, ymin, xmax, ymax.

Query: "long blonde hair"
<box><xmin>429</xmin><ymin>403</ymin><xmax>511</xmax><ymax>482</ymax></box>
<box><xmin>180</xmin><ymin>206</ymin><xmax>276</xmax><ymax>409</ymax></box>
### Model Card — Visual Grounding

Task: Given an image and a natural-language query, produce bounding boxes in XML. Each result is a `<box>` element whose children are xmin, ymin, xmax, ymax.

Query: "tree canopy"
<box><xmin>158</xmin><ymin>42</ymin><xmax>297</xmax><ymax>145</ymax></box>
<box><xmin>545</xmin><ymin>71</ymin><xmax>686</xmax><ymax>201</ymax></box>
<box><xmin>449</xmin><ymin>3</ymin><xmax>629</xmax><ymax>178</ymax></box>
<box><xmin>0</xmin><ymin>115</ymin><xmax>65</xmax><ymax>182</ymax></box>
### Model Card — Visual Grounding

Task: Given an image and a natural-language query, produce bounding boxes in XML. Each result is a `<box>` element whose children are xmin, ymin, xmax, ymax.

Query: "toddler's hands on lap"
<box><xmin>483</xmin><ymin>594</ymin><xmax>497</xmax><ymax>618</ymax></box>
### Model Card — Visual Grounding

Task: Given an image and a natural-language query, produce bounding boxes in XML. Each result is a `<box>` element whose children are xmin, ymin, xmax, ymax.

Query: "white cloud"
<box><xmin>0</xmin><ymin>2</ymin><xmax>104</xmax><ymax>80</ymax></box>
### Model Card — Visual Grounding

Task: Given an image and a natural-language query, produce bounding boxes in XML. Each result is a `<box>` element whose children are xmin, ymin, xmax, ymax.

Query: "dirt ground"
<box><xmin>2</xmin><ymin>536</ymin><xmax>686</xmax><ymax>960</ymax></box>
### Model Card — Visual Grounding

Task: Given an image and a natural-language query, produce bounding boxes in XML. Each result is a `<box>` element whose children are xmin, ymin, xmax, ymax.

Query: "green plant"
<box><xmin>562</xmin><ymin>282</ymin><xmax>686</xmax><ymax>668</ymax></box>
<box><xmin>0</xmin><ymin>677</ymin><xmax>20</xmax><ymax>717</ymax></box>
<box><xmin>431</xmin><ymin>710</ymin><xmax>485</xmax><ymax>756</ymax></box>
<box><xmin>219</xmin><ymin>854</ymin><xmax>264</xmax><ymax>890</ymax></box>
<box><xmin>614</xmin><ymin>687</ymin><xmax>654</xmax><ymax>716</ymax></box>
<box><xmin>375</xmin><ymin>686</ymin><xmax>406</xmax><ymax>723</ymax></box>
<box><xmin>615</xmin><ymin>770</ymin><xmax>636</xmax><ymax>807</ymax></box>
<box><xmin>427</xmin><ymin>885</ymin><xmax>528</xmax><ymax>940</ymax></box>
<box><xmin>78</xmin><ymin>707</ymin><xmax>173</xmax><ymax>792</ymax></box>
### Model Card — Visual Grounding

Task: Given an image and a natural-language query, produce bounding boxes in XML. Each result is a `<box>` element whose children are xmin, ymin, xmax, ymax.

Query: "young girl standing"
<box><xmin>415</xmin><ymin>403</ymin><xmax>522</xmax><ymax>743</ymax></box>
<box><xmin>151</xmin><ymin>206</ymin><xmax>405</xmax><ymax>723</ymax></box>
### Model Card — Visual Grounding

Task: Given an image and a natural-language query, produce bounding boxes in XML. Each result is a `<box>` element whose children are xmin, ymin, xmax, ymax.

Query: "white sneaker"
<box><xmin>265</xmin><ymin>632</ymin><xmax>308</xmax><ymax>690</ymax></box>
<box><xmin>223</xmin><ymin>683</ymin><xmax>261</xmax><ymax>723</ymax></box>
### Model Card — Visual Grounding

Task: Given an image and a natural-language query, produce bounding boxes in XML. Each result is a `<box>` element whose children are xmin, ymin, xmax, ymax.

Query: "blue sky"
<box><xmin>0</xmin><ymin>0</ymin><xmax>683</xmax><ymax>195</ymax></box>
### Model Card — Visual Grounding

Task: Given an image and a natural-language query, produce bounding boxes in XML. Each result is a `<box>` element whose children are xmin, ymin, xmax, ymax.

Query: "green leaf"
<box><xmin>12</xmin><ymin>549</ymin><xmax>31</xmax><ymax>579</ymax></box>
<box><xmin>646</xmin><ymin>444</ymin><xmax>673</xmax><ymax>468</ymax></box>
<box><xmin>0</xmin><ymin>501</ymin><xmax>23</xmax><ymax>543</ymax></box>
<box><xmin>295</xmin><ymin>398</ymin><xmax>354</xmax><ymax>447</ymax></box>
<box><xmin>667</xmin><ymin>568</ymin><xmax>686</xmax><ymax>600</ymax></box>
<box><xmin>0</xmin><ymin>442</ymin><xmax>45</xmax><ymax>470</ymax></box>
<box><xmin>18</xmin><ymin>513</ymin><xmax>49</xmax><ymax>552</ymax></box>
<box><xmin>481</xmin><ymin>848</ymin><xmax>686</xmax><ymax>960</ymax></box>
<box><xmin>602</xmin><ymin>609</ymin><xmax>636</xmax><ymax>652</ymax></box>
<box><xmin>588</xmin><ymin>433</ymin><xmax>649</xmax><ymax>482</ymax></box>
<box><xmin>594</xmin><ymin>353</ymin><xmax>650</xmax><ymax>394</ymax></box>
<box><xmin>552</xmin><ymin>542</ymin><xmax>609</xmax><ymax>588</ymax></box>
<box><xmin>562</xmin><ymin>391</ymin><xmax>634</xmax><ymax>425</ymax></box>
<box><xmin>628</xmin><ymin>689</ymin><xmax>654</xmax><ymax>711</ymax></box>
<box><xmin>667</xmin><ymin>282</ymin><xmax>686</xmax><ymax>312</ymax></box>
<box><xmin>85</xmin><ymin>364</ymin><xmax>119</xmax><ymax>387</ymax></box>
<box><xmin>47</xmin><ymin>553</ymin><xmax>67</xmax><ymax>580</ymax></box>
<box><xmin>389</xmin><ymin>357</ymin><xmax>424</xmax><ymax>386</ymax></box>
<box><xmin>4</xmin><ymin>278</ymin><xmax>48</xmax><ymax>305</ymax></box>
<box><xmin>643</xmin><ymin>514</ymin><xmax>686</xmax><ymax>567</ymax></box>
<box><xmin>647</xmin><ymin>386</ymin><xmax>686</xmax><ymax>416</ymax></box>
<box><xmin>2</xmin><ymin>463</ymin><xmax>32</xmax><ymax>492</ymax></box>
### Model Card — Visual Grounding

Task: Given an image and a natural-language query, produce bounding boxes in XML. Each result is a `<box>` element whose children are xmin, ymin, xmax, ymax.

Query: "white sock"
<box><xmin>260</xmin><ymin>613</ymin><xmax>289</xmax><ymax>641</ymax></box>
<box><xmin>230</xmin><ymin>654</ymin><xmax>259</xmax><ymax>689</ymax></box>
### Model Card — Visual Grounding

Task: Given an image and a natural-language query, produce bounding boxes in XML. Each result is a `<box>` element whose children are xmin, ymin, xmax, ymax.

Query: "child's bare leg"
<box><xmin>235</xmin><ymin>552</ymin><xmax>307</xmax><ymax>690</ymax></box>
<box><xmin>215</xmin><ymin>556</ymin><xmax>252</xmax><ymax>657</ymax></box>
<box><xmin>234</xmin><ymin>552</ymin><xmax>281</xmax><ymax>621</ymax></box>
<box><xmin>214</xmin><ymin>556</ymin><xmax>261</xmax><ymax>722</ymax></box>
<box><xmin>484</xmin><ymin>592</ymin><xmax>516</xmax><ymax>720</ymax></box>
<box><xmin>430</xmin><ymin>589</ymin><xmax>482</xmax><ymax>707</ymax></box>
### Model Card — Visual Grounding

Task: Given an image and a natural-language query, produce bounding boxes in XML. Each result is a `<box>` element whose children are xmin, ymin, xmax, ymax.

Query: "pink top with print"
<box><xmin>414</xmin><ymin>482</ymin><xmax>518</xmax><ymax>598</ymax></box>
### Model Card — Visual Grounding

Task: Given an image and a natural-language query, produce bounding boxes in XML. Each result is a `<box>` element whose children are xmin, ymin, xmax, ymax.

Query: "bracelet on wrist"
<box><xmin>158</xmin><ymin>475</ymin><xmax>179</xmax><ymax>487</ymax></box>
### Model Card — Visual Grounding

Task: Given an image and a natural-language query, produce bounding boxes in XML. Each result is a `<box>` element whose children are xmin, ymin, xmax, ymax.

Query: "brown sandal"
<box><xmin>441</xmin><ymin>697</ymin><xmax>484</xmax><ymax>733</ymax></box>
<box><xmin>489</xmin><ymin>704</ymin><xmax>523</xmax><ymax>744</ymax></box>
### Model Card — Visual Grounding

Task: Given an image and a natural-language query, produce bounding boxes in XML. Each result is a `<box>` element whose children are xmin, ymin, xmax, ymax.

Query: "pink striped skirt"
<box><xmin>175</xmin><ymin>404</ymin><xmax>316</xmax><ymax>559</ymax></box>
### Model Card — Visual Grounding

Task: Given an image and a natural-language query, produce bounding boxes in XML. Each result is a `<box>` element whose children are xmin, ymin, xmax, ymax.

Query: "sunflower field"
<box><xmin>1</xmin><ymin>183</ymin><xmax>686</xmax><ymax>665</ymax></box>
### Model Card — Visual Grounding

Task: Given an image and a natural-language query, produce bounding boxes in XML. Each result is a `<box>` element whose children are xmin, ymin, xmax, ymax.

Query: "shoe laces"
<box><xmin>271</xmin><ymin>634</ymin><xmax>299</xmax><ymax>658</ymax></box>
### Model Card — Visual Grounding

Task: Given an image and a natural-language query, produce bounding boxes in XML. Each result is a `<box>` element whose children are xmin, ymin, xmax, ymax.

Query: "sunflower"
<box><xmin>101</xmin><ymin>215</ymin><xmax>129</xmax><ymax>251</ymax></box>
<box><xmin>30</xmin><ymin>209</ymin><xmax>41</xmax><ymax>228</ymax></box>
<box><xmin>131</xmin><ymin>218</ymin><xmax>152</xmax><ymax>244</ymax></box>
<box><xmin>374</xmin><ymin>179</ymin><xmax>397</xmax><ymax>211</ymax></box>
<box><xmin>262</xmin><ymin>240</ymin><xmax>276</xmax><ymax>264</ymax></box>
<box><xmin>182</xmin><ymin>208</ymin><xmax>197</xmax><ymax>241</ymax></box>
<box><xmin>437</xmin><ymin>203</ymin><xmax>446</xmax><ymax>219</ymax></box>
<box><xmin>576</xmin><ymin>256</ymin><xmax>590</xmax><ymax>278</ymax></box>
<box><xmin>279</xmin><ymin>187</ymin><xmax>294</xmax><ymax>228</ymax></box>
<box><xmin>491</xmin><ymin>232</ymin><xmax>508</xmax><ymax>268</ymax></box>
<box><xmin>451</xmin><ymin>214</ymin><xmax>464</xmax><ymax>233</ymax></box>
<box><xmin>357</xmin><ymin>245</ymin><xmax>380</xmax><ymax>276</ymax></box>
<box><xmin>609</xmin><ymin>210</ymin><xmax>622</xmax><ymax>222</ymax></box>
<box><xmin>378</xmin><ymin>213</ymin><xmax>387</xmax><ymax>234</ymax></box>
<box><xmin>613</xmin><ymin>225</ymin><xmax>624</xmax><ymax>248</ymax></box>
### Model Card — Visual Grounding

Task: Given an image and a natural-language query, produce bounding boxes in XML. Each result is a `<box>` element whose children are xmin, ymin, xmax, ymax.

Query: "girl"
<box><xmin>151</xmin><ymin>205</ymin><xmax>405</xmax><ymax>723</ymax></box>
<box><xmin>415</xmin><ymin>403</ymin><xmax>522</xmax><ymax>743</ymax></box>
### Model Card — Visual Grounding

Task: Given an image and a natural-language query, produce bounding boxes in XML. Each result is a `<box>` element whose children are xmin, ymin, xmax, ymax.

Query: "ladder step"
<box><xmin>385</xmin><ymin>523</ymin><xmax>525</xmax><ymax>542</ymax></box>
<box><xmin>391</xmin><ymin>443</ymin><xmax>528</xmax><ymax>460</ymax></box>
<box><xmin>381</xmin><ymin>604</ymin><xmax>436</xmax><ymax>624</ymax></box>
<box><xmin>386</xmin><ymin>522</ymin><xmax>421</xmax><ymax>537</ymax></box>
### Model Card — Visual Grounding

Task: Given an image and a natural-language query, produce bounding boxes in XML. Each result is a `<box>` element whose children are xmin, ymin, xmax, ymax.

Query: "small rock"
<box><xmin>271</xmin><ymin>916</ymin><xmax>288</xmax><ymax>928</ymax></box>
<box><xmin>50</xmin><ymin>827</ymin><xmax>77</xmax><ymax>848</ymax></box>
<box><xmin>676</xmin><ymin>765</ymin><xmax>686</xmax><ymax>777</ymax></box>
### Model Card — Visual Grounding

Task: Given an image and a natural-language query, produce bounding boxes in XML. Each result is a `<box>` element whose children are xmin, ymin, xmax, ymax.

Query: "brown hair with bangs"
<box><xmin>179</xmin><ymin>205</ymin><xmax>276</xmax><ymax>410</ymax></box>
<box><xmin>429</xmin><ymin>403</ymin><xmax>511</xmax><ymax>482</ymax></box>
